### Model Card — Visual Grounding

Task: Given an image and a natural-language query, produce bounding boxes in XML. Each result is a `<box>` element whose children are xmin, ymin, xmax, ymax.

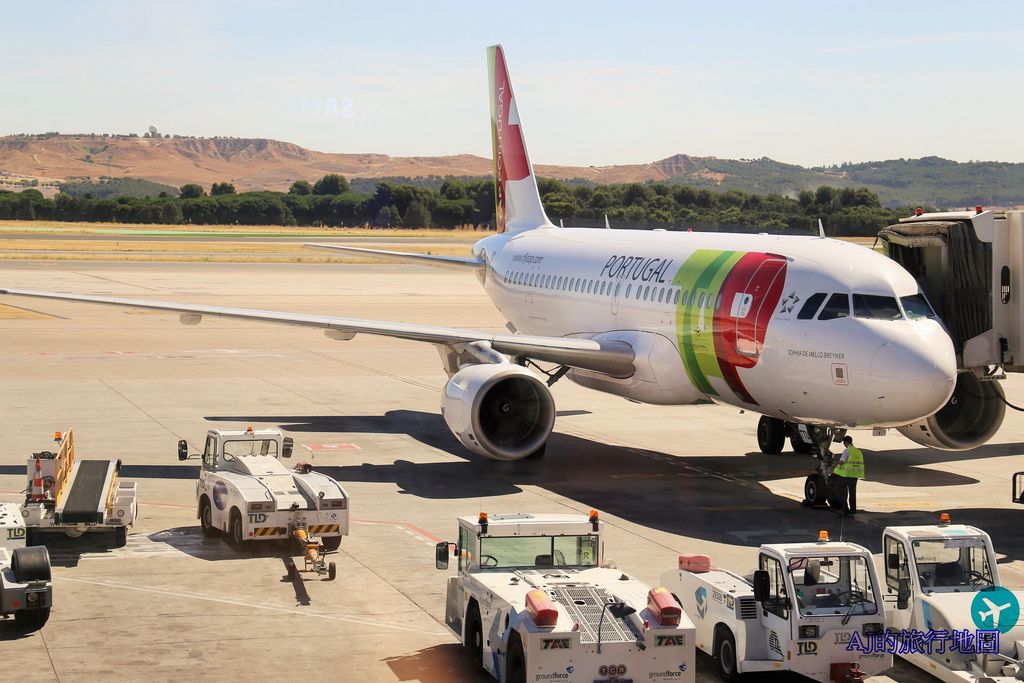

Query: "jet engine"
<box><xmin>896</xmin><ymin>372</ymin><xmax>1006</xmax><ymax>450</ymax></box>
<box><xmin>441</xmin><ymin>363</ymin><xmax>555</xmax><ymax>461</ymax></box>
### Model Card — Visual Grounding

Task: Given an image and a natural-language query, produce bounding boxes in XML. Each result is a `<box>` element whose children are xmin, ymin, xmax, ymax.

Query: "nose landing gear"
<box><xmin>802</xmin><ymin>426</ymin><xmax>846</xmax><ymax>508</ymax></box>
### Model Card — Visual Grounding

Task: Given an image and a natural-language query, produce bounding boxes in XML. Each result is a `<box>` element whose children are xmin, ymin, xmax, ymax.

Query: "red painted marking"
<box><xmin>303</xmin><ymin>443</ymin><xmax>360</xmax><ymax>452</ymax></box>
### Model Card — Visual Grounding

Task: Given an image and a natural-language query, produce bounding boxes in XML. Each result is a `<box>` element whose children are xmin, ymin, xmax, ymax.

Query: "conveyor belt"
<box><xmin>56</xmin><ymin>460</ymin><xmax>116</xmax><ymax>524</ymax></box>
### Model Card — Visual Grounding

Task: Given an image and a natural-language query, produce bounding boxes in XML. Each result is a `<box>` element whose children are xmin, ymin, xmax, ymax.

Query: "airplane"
<box><xmin>1</xmin><ymin>45</ymin><xmax>977</xmax><ymax>469</ymax></box>
<box><xmin>977</xmin><ymin>597</ymin><xmax>1012</xmax><ymax>629</ymax></box>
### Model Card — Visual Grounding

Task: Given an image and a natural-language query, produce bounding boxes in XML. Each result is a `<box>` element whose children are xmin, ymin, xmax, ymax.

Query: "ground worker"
<box><xmin>831</xmin><ymin>435</ymin><xmax>864</xmax><ymax>515</ymax></box>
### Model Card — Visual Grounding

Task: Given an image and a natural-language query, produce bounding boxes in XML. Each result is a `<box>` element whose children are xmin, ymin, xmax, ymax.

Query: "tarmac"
<box><xmin>1</xmin><ymin>259</ymin><xmax>1023</xmax><ymax>682</ymax></box>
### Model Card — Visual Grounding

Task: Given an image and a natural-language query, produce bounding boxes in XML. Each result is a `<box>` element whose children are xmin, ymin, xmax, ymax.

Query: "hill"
<box><xmin>1</xmin><ymin>134</ymin><xmax>1021</xmax><ymax>207</ymax></box>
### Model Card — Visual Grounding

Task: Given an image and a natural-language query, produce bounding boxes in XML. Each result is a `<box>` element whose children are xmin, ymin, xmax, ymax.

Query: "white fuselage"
<box><xmin>471</xmin><ymin>227</ymin><xmax>957</xmax><ymax>428</ymax></box>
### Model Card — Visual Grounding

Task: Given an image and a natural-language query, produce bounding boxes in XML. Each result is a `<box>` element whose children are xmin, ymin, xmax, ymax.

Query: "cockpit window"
<box><xmin>817</xmin><ymin>293</ymin><xmax>850</xmax><ymax>321</ymax></box>
<box><xmin>797</xmin><ymin>293</ymin><xmax>827</xmax><ymax>320</ymax></box>
<box><xmin>853</xmin><ymin>294</ymin><xmax>903</xmax><ymax>321</ymax></box>
<box><xmin>901</xmin><ymin>294</ymin><xmax>936</xmax><ymax>320</ymax></box>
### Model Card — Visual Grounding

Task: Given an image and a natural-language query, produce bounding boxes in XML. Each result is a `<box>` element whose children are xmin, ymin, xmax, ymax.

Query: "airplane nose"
<box><xmin>870</xmin><ymin>324</ymin><xmax>956</xmax><ymax>422</ymax></box>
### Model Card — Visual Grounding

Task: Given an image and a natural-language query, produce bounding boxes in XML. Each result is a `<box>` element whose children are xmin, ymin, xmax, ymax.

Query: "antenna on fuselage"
<box><xmin>817</xmin><ymin>219</ymin><xmax>826</xmax><ymax>239</ymax></box>
<box><xmin>604</xmin><ymin>214</ymin><xmax>611</xmax><ymax>229</ymax></box>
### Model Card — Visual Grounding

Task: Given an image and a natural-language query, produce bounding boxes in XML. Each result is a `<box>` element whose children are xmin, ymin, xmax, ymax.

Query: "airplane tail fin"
<box><xmin>488</xmin><ymin>45</ymin><xmax>555</xmax><ymax>234</ymax></box>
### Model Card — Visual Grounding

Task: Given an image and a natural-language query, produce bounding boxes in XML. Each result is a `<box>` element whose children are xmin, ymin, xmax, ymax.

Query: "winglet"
<box><xmin>818</xmin><ymin>219</ymin><xmax>826</xmax><ymax>238</ymax></box>
<box><xmin>488</xmin><ymin>45</ymin><xmax>553</xmax><ymax>234</ymax></box>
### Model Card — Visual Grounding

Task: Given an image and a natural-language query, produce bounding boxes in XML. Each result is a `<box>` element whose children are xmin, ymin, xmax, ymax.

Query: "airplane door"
<box><xmin>734</xmin><ymin>259</ymin><xmax>787</xmax><ymax>358</ymax></box>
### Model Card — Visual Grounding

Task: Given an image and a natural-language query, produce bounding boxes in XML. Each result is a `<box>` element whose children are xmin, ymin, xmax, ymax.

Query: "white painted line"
<box><xmin>59</xmin><ymin>576</ymin><xmax>448</xmax><ymax>636</ymax></box>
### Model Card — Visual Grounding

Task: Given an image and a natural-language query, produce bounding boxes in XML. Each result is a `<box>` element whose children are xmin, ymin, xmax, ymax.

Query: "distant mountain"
<box><xmin>1</xmin><ymin>134</ymin><xmax>1021</xmax><ymax>207</ymax></box>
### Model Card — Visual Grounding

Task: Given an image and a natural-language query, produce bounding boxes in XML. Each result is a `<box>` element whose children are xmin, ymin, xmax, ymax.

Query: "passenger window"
<box><xmin>600</xmin><ymin>281</ymin><xmax>607</xmax><ymax>295</ymax></box>
<box><xmin>698</xmin><ymin>292</ymin><xmax>706</xmax><ymax>308</ymax></box>
<box><xmin>625</xmin><ymin>284</ymin><xmax>631</xmax><ymax>298</ymax></box>
<box><xmin>644</xmin><ymin>285</ymin><xmax>650</xmax><ymax>300</ymax></box>
<box><xmin>673</xmin><ymin>289</ymin><xmax>680</xmax><ymax>305</ymax></box>
<box><xmin>715</xmin><ymin>293</ymin><xmax>723</xmax><ymax>311</ymax></box>
<box><xmin>853</xmin><ymin>294</ymin><xmax>902</xmax><ymax>320</ymax></box>
<box><xmin>818</xmin><ymin>293</ymin><xmax>850</xmax><ymax>320</ymax></box>
<box><xmin>587</xmin><ymin>280</ymin><xmax>593</xmax><ymax>294</ymax></box>
<box><xmin>657</xmin><ymin>289</ymin><xmax>664</xmax><ymax>303</ymax></box>
<box><xmin>798</xmin><ymin>292</ymin><xmax>827</xmax><ymax>320</ymax></box>
<box><xmin>681</xmin><ymin>290</ymin><xmax>688</xmax><ymax>305</ymax></box>
<box><xmin>614</xmin><ymin>283</ymin><xmax>621</xmax><ymax>296</ymax></box>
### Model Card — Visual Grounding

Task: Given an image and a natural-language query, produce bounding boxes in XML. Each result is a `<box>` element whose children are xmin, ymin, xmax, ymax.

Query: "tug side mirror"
<box><xmin>753</xmin><ymin>570</ymin><xmax>770</xmax><ymax>603</ymax></box>
<box><xmin>282</xmin><ymin>437</ymin><xmax>293</xmax><ymax>459</ymax></box>
<box><xmin>435</xmin><ymin>541</ymin><xmax>450</xmax><ymax>570</ymax></box>
<box><xmin>177</xmin><ymin>440</ymin><xmax>189</xmax><ymax>461</ymax></box>
<box><xmin>896</xmin><ymin>578</ymin><xmax>911</xmax><ymax>610</ymax></box>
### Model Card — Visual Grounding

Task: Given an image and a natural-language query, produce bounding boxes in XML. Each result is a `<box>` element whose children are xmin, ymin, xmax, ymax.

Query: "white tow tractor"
<box><xmin>881</xmin><ymin>514</ymin><xmax>1024</xmax><ymax>681</ymax></box>
<box><xmin>178</xmin><ymin>427</ymin><xmax>349</xmax><ymax>581</ymax></box>
<box><xmin>21</xmin><ymin>429</ymin><xmax>138</xmax><ymax>547</ymax></box>
<box><xmin>434</xmin><ymin>511</ymin><xmax>696</xmax><ymax>683</ymax></box>
<box><xmin>0</xmin><ymin>503</ymin><xmax>53</xmax><ymax>632</ymax></box>
<box><xmin>660</xmin><ymin>530</ymin><xmax>892</xmax><ymax>682</ymax></box>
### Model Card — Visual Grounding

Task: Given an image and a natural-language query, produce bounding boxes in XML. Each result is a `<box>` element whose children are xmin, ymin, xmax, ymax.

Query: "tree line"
<box><xmin>0</xmin><ymin>173</ymin><xmax>922</xmax><ymax>236</ymax></box>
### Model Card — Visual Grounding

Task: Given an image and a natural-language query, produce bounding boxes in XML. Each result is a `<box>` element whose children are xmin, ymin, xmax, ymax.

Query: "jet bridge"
<box><xmin>877</xmin><ymin>209</ymin><xmax>1024</xmax><ymax>450</ymax></box>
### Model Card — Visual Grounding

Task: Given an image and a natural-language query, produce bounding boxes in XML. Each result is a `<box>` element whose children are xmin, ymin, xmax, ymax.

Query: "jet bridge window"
<box><xmin>817</xmin><ymin>293</ymin><xmax>850</xmax><ymax>321</ymax></box>
<box><xmin>798</xmin><ymin>292</ymin><xmax>827</xmax><ymax>320</ymax></box>
<box><xmin>853</xmin><ymin>294</ymin><xmax>903</xmax><ymax>321</ymax></box>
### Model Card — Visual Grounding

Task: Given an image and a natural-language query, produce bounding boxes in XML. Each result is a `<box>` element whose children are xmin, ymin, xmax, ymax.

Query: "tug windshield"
<box><xmin>911</xmin><ymin>537</ymin><xmax>994</xmax><ymax>591</ymax></box>
<box><xmin>223</xmin><ymin>439</ymin><xmax>279</xmax><ymax>460</ymax></box>
<box><xmin>789</xmin><ymin>554</ymin><xmax>878</xmax><ymax>616</ymax></box>
<box><xmin>479</xmin><ymin>534</ymin><xmax>599</xmax><ymax>569</ymax></box>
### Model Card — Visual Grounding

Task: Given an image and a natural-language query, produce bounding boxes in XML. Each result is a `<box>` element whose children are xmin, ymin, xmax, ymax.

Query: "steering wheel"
<box><xmin>919</xmin><ymin>571</ymin><xmax>932</xmax><ymax>586</ymax></box>
<box><xmin>968</xmin><ymin>570</ymin><xmax>991</xmax><ymax>586</ymax></box>
<box><xmin>830</xmin><ymin>589</ymin><xmax>866</xmax><ymax>607</ymax></box>
<box><xmin>480</xmin><ymin>555</ymin><xmax>498</xmax><ymax>567</ymax></box>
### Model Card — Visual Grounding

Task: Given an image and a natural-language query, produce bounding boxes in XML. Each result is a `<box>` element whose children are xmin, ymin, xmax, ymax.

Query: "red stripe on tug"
<box><xmin>526</xmin><ymin>590</ymin><xmax>559</xmax><ymax>627</ymax></box>
<box><xmin>647</xmin><ymin>587</ymin><xmax>682</xmax><ymax>626</ymax></box>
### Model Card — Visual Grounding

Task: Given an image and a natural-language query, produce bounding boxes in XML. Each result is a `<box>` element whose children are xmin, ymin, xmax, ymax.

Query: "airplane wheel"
<box><xmin>826</xmin><ymin>475</ymin><xmax>839</xmax><ymax>505</ymax></box>
<box><xmin>757</xmin><ymin>416</ymin><xmax>785</xmax><ymax>454</ymax></box>
<box><xmin>804</xmin><ymin>475</ymin><xmax>826</xmax><ymax>505</ymax></box>
<box><xmin>790</xmin><ymin>435</ymin><xmax>814</xmax><ymax>455</ymax></box>
<box><xmin>328</xmin><ymin>562</ymin><xmax>337</xmax><ymax>581</ymax></box>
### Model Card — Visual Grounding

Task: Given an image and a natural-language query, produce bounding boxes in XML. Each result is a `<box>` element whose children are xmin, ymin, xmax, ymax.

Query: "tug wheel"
<box><xmin>229</xmin><ymin>510</ymin><xmax>245</xmax><ymax>548</ymax></box>
<box><xmin>15</xmin><ymin>607</ymin><xmax>50</xmax><ymax>632</ymax></box>
<box><xmin>465</xmin><ymin>602</ymin><xmax>483</xmax><ymax>668</ymax></box>
<box><xmin>199</xmin><ymin>498</ymin><xmax>217</xmax><ymax>537</ymax></box>
<box><xmin>12</xmin><ymin>546</ymin><xmax>51</xmax><ymax>582</ymax></box>
<box><xmin>715</xmin><ymin>626</ymin><xmax>740</xmax><ymax>682</ymax></box>
<box><xmin>328</xmin><ymin>562</ymin><xmax>337</xmax><ymax>581</ymax></box>
<box><xmin>506</xmin><ymin>632</ymin><xmax>526</xmax><ymax>683</ymax></box>
<box><xmin>113</xmin><ymin>525</ymin><xmax>127</xmax><ymax>548</ymax></box>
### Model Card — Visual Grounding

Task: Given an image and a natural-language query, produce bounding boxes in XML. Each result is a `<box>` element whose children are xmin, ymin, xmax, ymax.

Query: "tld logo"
<box><xmin>541</xmin><ymin>638</ymin><xmax>571</xmax><ymax>650</ymax></box>
<box><xmin>248</xmin><ymin>512</ymin><xmax>267</xmax><ymax>523</ymax></box>
<box><xmin>798</xmin><ymin>641</ymin><xmax>818</xmax><ymax>656</ymax></box>
<box><xmin>6</xmin><ymin>528</ymin><xmax>25</xmax><ymax>540</ymax></box>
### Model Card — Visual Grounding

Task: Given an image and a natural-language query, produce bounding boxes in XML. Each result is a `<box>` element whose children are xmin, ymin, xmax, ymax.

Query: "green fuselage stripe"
<box><xmin>673</xmin><ymin>249</ymin><xmax>743</xmax><ymax>396</ymax></box>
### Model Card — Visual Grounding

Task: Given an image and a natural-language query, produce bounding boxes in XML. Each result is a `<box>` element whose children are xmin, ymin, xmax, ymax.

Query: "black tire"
<box><xmin>25</xmin><ymin>528</ymin><xmax>41</xmax><ymax>547</ymax></box>
<box><xmin>14</xmin><ymin>607</ymin><xmax>50</xmax><ymax>632</ymax></box>
<box><xmin>328</xmin><ymin>562</ymin><xmax>337</xmax><ymax>581</ymax></box>
<box><xmin>11</xmin><ymin>546</ymin><xmax>51</xmax><ymax>583</ymax></box>
<box><xmin>113</xmin><ymin>525</ymin><xmax>127</xmax><ymax>548</ymax></box>
<box><xmin>716</xmin><ymin>626</ymin><xmax>740</xmax><ymax>682</ymax></box>
<box><xmin>229</xmin><ymin>509</ymin><xmax>245</xmax><ymax>548</ymax></box>
<box><xmin>825</xmin><ymin>475</ymin><xmax>839</xmax><ymax>506</ymax></box>
<box><xmin>804</xmin><ymin>474</ymin><xmax>826</xmax><ymax>505</ymax></box>
<box><xmin>464</xmin><ymin>602</ymin><xmax>483</xmax><ymax>668</ymax></box>
<box><xmin>321</xmin><ymin>535</ymin><xmax>342</xmax><ymax>552</ymax></box>
<box><xmin>506</xmin><ymin>632</ymin><xmax>526</xmax><ymax>683</ymax></box>
<box><xmin>790</xmin><ymin>434</ymin><xmax>814</xmax><ymax>455</ymax></box>
<box><xmin>526</xmin><ymin>443</ymin><xmax>546</xmax><ymax>460</ymax></box>
<box><xmin>757</xmin><ymin>416</ymin><xmax>785</xmax><ymax>454</ymax></box>
<box><xmin>199</xmin><ymin>498</ymin><xmax>217</xmax><ymax>537</ymax></box>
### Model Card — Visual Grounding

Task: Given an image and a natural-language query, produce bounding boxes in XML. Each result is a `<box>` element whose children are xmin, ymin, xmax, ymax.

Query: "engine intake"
<box><xmin>896</xmin><ymin>372</ymin><xmax>1005</xmax><ymax>450</ymax></box>
<box><xmin>442</xmin><ymin>364</ymin><xmax>555</xmax><ymax>461</ymax></box>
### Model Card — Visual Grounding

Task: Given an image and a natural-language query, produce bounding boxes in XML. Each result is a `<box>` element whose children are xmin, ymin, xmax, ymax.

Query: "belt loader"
<box><xmin>179</xmin><ymin>427</ymin><xmax>349</xmax><ymax>581</ymax></box>
<box><xmin>435</xmin><ymin>511</ymin><xmax>695</xmax><ymax>683</ymax></box>
<box><xmin>660</xmin><ymin>530</ymin><xmax>892</xmax><ymax>682</ymax></box>
<box><xmin>0</xmin><ymin>503</ymin><xmax>53</xmax><ymax>632</ymax></box>
<box><xmin>21</xmin><ymin>429</ymin><xmax>138</xmax><ymax>547</ymax></box>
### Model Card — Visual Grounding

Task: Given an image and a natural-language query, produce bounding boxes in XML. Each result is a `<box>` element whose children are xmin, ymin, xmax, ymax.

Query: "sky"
<box><xmin>5</xmin><ymin>1</ymin><xmax>1024</xmax><ymax>167</ymax></box>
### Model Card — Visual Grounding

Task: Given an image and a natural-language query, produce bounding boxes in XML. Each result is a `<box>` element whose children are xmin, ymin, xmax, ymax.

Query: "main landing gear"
<box><xmin>757</xmin><ymin>417</ymin><xmax>846</xmax><ymax>507</ymax></box>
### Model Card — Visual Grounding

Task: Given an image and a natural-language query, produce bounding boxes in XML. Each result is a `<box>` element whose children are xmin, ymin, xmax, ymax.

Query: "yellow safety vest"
<box><xmin>834</xmin><ymin>446</ymin><xmax>865</xmax><ymax>479</ymax></box>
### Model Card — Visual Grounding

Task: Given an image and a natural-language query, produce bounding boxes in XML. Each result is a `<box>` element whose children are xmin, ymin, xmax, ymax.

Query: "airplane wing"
<box><xmin>305</xmin><ymin>243</ymin><xmax>485</xmax><ymax>270</ymax></box>
<box><xmin>0</xmin><ymin>287</ymin><xmax>634</xmax><ymax>377</ymax></box>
